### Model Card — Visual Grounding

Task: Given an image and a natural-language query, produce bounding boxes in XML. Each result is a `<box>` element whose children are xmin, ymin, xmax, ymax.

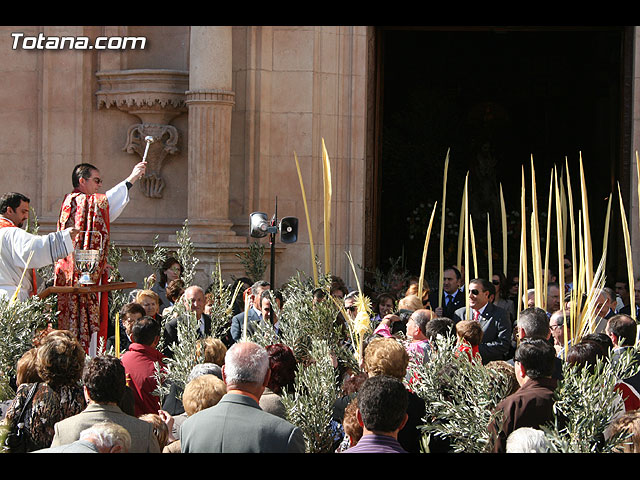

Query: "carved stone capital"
<box><xmin>186</xmin><ymin>89</ymin><xmax>236</xmax><ymax>107</ymax></box>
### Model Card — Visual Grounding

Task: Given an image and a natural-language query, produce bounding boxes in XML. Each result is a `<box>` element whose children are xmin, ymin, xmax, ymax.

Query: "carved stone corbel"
<box><xmin>95</xmin><ymin>69</ymin><xmax>188</xmax><ymax>198</ymax></box>
<box><xmin>123</xmin><ymin>123</ymin><xmax>179</xmax><ymax>198</ymax></box>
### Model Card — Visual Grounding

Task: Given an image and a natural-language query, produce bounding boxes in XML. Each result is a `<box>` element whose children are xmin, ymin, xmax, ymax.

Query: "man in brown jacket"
<box><xmin>489</xmin><ymin>338</ymin><xmax>558</xmax><ymax>453</ymax></box>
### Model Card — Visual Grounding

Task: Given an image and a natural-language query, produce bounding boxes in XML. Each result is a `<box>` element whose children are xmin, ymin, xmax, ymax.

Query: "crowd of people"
<box><xmin>2</xmin><ymin>153</ymin><xmax>639</xmax><ymax>454</ymax></box>
<box><xmin>2</xmin><ymin>253</ymin><xmax>640</xmax><ymax>455</ymax></box>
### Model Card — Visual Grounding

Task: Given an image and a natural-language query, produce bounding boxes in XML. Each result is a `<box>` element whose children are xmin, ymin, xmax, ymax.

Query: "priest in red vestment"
<box><xmin>54</xmin><ymin>161</ymin><xmax>146</xmax><ymax>354</ymax></box>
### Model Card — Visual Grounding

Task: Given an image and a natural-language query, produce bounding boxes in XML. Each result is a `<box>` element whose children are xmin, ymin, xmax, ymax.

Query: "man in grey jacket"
<box><xmin>180</xmin><ymin>341</ymin><xmax>305</xmax><ymax>453</ymax></box>
<box><xmin>49</xmin><ymin>355</ymin><xmax>160</xmax><ymax>453</ymax></box>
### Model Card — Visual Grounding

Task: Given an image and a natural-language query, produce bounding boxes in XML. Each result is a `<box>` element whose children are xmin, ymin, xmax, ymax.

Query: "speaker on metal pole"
<box><xmin>249</xmin><ymin>212</ymin><xmax>269</xmax><ymax>238</ymax></box>
<box><xmin>279</xmin><ymin>217</ymin><xmax>299</xmax><ymax>243</ymax></box>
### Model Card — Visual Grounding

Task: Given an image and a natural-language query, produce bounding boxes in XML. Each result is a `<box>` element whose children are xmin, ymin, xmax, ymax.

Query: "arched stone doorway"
<box><xmin>365</xmin><ymin>26</ymin><xmax>633</xmax><ymax>293</ymax></box>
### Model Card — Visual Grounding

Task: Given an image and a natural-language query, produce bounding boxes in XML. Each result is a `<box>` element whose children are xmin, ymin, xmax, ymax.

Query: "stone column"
<box><xmin>186</xmin><ymin>26</ymin><xmax>242</xmax><ymax>243</ymax></box>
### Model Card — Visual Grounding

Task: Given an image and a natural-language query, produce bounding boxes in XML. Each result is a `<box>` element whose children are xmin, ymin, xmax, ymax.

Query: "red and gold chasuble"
<box><xmin>54</xmin><ymin>190</ymin><xmax>110</xmax><ymax>353</ymax></box>
<box><xmin>0</xmin><ymin>217</ymin><xmax>38</xmax><ymax>296</ymax></box>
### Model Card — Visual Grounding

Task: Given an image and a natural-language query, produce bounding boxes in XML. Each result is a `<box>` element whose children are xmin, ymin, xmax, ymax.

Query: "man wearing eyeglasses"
<box><xmin>53</xmin><ymin>161</ymin><xmax>147</xmax><ymax>354</ymax></box>
<box><xmin>452</xmin><ymin>278</ymin><xmax>512</xmax><ymax>364</ymax></box>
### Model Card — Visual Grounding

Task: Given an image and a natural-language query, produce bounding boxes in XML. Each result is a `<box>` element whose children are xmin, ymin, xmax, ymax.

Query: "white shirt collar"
<box><xmin>474</xmin><ymin>303</ymin><xmax>488</xmax><ymax>316</ymax></box>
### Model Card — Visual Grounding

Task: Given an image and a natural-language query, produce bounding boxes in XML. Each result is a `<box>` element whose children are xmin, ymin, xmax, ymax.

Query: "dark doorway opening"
<box><xmin>371</xmin><ymin>26</ymin><xmax>631</xmax><ymax>292</ymax></box>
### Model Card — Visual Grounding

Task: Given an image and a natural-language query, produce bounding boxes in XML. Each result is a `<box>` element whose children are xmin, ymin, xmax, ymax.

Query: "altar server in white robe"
<box><xmin>0</xmin><ymin>192</ymin><xmax>79</xmax><ymax>301</ymax></box>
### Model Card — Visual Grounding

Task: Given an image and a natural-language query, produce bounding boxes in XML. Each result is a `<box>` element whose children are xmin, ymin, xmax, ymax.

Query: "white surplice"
<box><xmin>0</xmin><ymin>221</ymin><xmax>74</xmax><ymax>301</ymax></box>
<box><xmin>0</xmin><ymin>180</ymin><xmax>130</xmax><ymax>302</ymax></box>
<box><xmin>105</xmin><ymin>180</ymin><xmax>131</xmax><ymax>223</ymax></box>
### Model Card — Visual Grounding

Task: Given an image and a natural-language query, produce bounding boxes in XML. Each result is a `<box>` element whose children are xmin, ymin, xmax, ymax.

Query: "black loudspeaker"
<box><xmin>279</xmin><ymin>216</ymin><xmax>298</xmax><ymax>243</ymax></box>
<box><xmin>249</xmin><ymin>212</ymin><xmax>269</xmax><ymax>238</ymax></box>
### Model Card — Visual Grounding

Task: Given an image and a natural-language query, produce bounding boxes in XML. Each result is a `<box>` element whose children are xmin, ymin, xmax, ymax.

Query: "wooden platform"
<box><xmin>37</xmin><ymin>281</ymin><xmax>137</xmax><ymax>299</ymax></box>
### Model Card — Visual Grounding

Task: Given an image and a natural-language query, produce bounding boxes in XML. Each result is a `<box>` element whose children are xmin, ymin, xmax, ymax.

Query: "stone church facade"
<box><xmin>1</xmin><ymin>26</ymin><xmax>370</xmax><ymax>291</ymax></box>
<box><xmin>2</xmin><ymin>25</ymin><xmax>640</xmax><ymax>292</ymax></box>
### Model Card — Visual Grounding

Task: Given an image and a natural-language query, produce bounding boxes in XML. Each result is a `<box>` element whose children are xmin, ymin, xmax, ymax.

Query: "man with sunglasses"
<box><xmin>54</xmin><ymin>161</ymin><xmax>147</xmax><ymax>354</ymax></box>
<box><xmin>452</xmin><ymin>278</ymin><xmax>512</xmax><ymax>364</ymax></box>
<box><xmin>563</xmin><ymin>255</ymin><xmax>574</xmax><ymax>293</ymax></box>
<box><xmin>344</xmin><ymin>290</ymin><xmax>359</xmax><ymax>320</ymax></box>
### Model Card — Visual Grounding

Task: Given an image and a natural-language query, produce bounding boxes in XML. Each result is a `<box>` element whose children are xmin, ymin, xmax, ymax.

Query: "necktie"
<box><xmin>446</xmin><ymin>294</ymin><xmax>453</xmax><ymax>306</ymax></box>
<box><xmin>198</xmin><ymin>317</ymin><xmax>205</xmax><ymax>336</ymax></box>
<box><xmin>473</xmin><ymin>310</ymin><xmax>480</xmax><ymax>321</ymax></box>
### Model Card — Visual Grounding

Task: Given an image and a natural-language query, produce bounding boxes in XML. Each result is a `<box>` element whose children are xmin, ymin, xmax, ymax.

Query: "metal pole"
<box><xmin>270</xmin><ymin>197</ymin><xmax>278</xmax><ymax>289</ymax></box>
<box><xmin>270</xmin><ymin>232</ymin><xmax>275</xmax><ymax>289</ymax></box>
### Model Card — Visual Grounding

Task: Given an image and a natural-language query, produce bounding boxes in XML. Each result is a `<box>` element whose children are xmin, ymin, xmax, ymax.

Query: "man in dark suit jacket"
<box><xmin>618</xmin><ymin>303</ymin><xmax>640</xmax><ymax>320</ymax></box>
<box><xmin>435</xmin><ymin>266</ymin><xmax>465</xmax><ymax>319</ymax></box>
<box><xmin>163</xmin><ymin>285</ymin><xmax>211</xmax><ymax>357</ymax></box>
<box><xmin>618</xmin><ymin>282</ymin><xmax>640</xmax><ymax>320</ymax></box>
<box><xmin>229</xmin><ymin>280</ymin><xmax>270</xmax><ymax>343</ymax></box>
<box><xmin>180</xmin><ymin>341</ymin><xmax>305</xmax><ymax>453</ymax></box>
<box><xmin>615</xmin><ymin>279</ymin><xmax>631</xmax><ymax>311</ymax></box>
<box><xmin>602</xmin><ymin>287</ymin><xmax>618</xmax><ymax>320</ymax></box>
<box><xmin>452</xmin><ymin>278</ymin><xmax>512</xmax><ymax>364</ymax></box>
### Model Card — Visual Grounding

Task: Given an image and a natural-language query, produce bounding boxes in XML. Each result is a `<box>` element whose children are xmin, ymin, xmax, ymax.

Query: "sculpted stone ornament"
<box><xmin>123</xmin><ymin>124</ymin><xmax>179</xmax><ymax>198</ymax></box>
<box><xmin>95</xmin><ymin>69</ymin><xmax>188</xmax><ymax>199</ymax></box>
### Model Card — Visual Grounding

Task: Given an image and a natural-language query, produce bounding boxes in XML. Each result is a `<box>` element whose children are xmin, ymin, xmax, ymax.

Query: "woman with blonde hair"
<box><xmin>362</xmin><ymin>337</ymin><xmax>424</xmax><ymax>453</ymax></box>
<box><xmin>197</xmin><ymin>336</ymin><xmax>227</xmax><ymax>366</ymax></box>
<box><xmin>135</xmin><ymin>289</ymin><xmax>162</xmax><ymax>324</ymax></box>
<box><xmin>398</xmin><ymin>294</ymin><xmax>423</xmax><ymax>312</ymax></box>
<box><xmin>163</xmin><ymin>374</ymin><xmax>226</xmax><ymax>453</ymax></box>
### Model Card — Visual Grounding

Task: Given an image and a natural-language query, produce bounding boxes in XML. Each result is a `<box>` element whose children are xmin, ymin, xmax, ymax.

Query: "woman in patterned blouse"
<box><xmin>3</xmin><ymin>330</ymin><xmax>86</xmax><ymax>452</ymax></box>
